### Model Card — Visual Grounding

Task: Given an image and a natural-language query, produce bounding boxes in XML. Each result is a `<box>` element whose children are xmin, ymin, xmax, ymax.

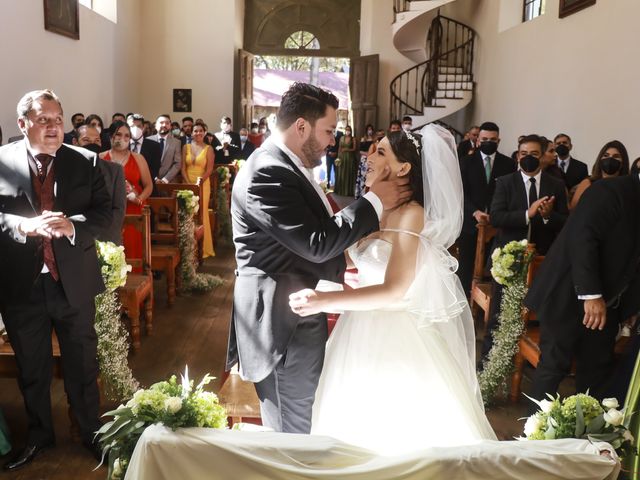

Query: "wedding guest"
<box><xmin>401</xmin><ymin>116</ymin><xmax>413</xmax><ymax>132</ymax></box>
<box><xmin>100</xmin><ymin>121</ymin><xmax>152</xmax><ymax>270</ymax></box>
<box><xmin>540</xmin><ymin>137</ymin><xmax>565</xmax><ymax>182</ymax></box>
<box><xmin>457</xmin><ymin>125</ymin><xmax>479</xmax><ymax>160</ymax></box>
<box><xmin>171</xmin><ymin>121</ymin><xmax>181</xmax><ymax>139</ymax></box>
<box><xmin>554</xmin><ymin>133</ymin><xmax>588</xmax><ymax>193</ymax></box>
<box><xmin>389</xmin><ymin>119</ymin><xmax>402</xmax><ymax>132</ymax></box>
<box><xmin>247</xmin><ymin>122</ymin><xmax>264</xmax><ymax>148</ymax></box>
<box><xmin>324</xmin><ymin>128</ymin><xmax>342</xmax><ymax>189</ymax></box>
<box><xmin>334</xmin><ymin>125</ymin><xmax>357</xmax><ymax>197</ymax></box>
<box><xmin>526</xmin><ymin>172</ymin><xmax>640</xmax><ymax>405</ymax></box>
<box><xmin>85</xmin><ymin>113</ymin><xmax>111</xmax><ymax>151</ymax></box>
<box><xmin>214</xmin><ymin>117</ymin><xmax>241</xmax><ymax>164</ymax></box>
<box><xmin>74</xmin><ymin>125</ymin><xmax>126</xmax><ymax>244</ymax></box>
<box><xmin>63</xmin><ymin>112</ymin><xmax>84</xmax><ymax>143</ymax></box>
<box><xmin>570</xmin><ymin>140</ymin><xmax>629</xmax><ymax>210</ymax></box>
<box><xmin>356</xmin><ymin>124</ymin><xmax>376</xmax><ymax>198</ymax></box>
<box><xmin>632</xmin><ymin>157</ymin><xmax>640</xmax><ymax>177</ymax></box>
<box><xmin>457</xmin><ymin>121</ymin><xmax>516</xmax><ymax>296</ymax></box>
<box><xmin>482</xmin><ymin>134</ymin><xmax>568</xmax><ymax>359</ymax></box>
<box><xmin>147</xmin><ymin>114</ymin><xmax>182</xmax><ymax>184</ymax></box>
<box><xmin>0</xmin><ymin>90</ymin><xmax>111</xmax><ymax>468</ymax></box>
<box><xmin>128</xmin><ymin>113</ymin><xmax>162</xmax><ymax>182</ymax></box>
<box><xmin>238</xmin><ymin>127</ymin><xmax>256</xmax><ymax>160</ymax></box>
<box><xmin>181</xmin><ymin>116</ymin><xmax>194</xmax><ymax>145</ymax></box>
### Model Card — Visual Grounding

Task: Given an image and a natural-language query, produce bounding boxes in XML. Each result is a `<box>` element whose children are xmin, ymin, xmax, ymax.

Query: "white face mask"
<box><xmin>402</xmin><ymin>123</ymin><xmax>412</xmax><ymax>132</ymax></box>
<box><xmin>240</xmin><ymin>135</ymin><xmax>248</xmax><ymax>142</ymax></box>
<box><xmin>130</xmin><ymin>125</ymin><xmax>143</xmax><ymax>140</ymax></box>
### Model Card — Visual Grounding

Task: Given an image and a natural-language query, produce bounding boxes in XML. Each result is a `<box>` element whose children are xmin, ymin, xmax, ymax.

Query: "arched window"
<box><xmin>284</xmin><ymin>31</ymin><xmax>320</xmax><ymax>50</ymax></box>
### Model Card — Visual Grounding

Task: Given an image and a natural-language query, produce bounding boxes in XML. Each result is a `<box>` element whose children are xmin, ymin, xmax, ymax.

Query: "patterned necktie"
<box><xmin>484</xmin><ymin>157</ymin><xmax>492</xmax><ymax>183</ymax></box>
<box><xmin>560</xmin><ymin>160</ymin><xmax>566</xmax><ymax>172</ymax></box>
<box><xmin>35</xmin><ymin>153</ymin><xmax>53</xmax><ymax>183</ymax></box>
<box><xmin>131</xmin><ymin>140</ymin><xmax>140</xmax><ymax>152</ymax></box>
<box><xmin>529</xmin><ymin>177</ymin><xmax>537</xmax><ymax>206</ymax></box>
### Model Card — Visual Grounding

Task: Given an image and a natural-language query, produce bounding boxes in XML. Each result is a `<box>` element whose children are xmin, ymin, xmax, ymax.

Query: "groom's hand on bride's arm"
<box><xmin>289</xmin><ymin>289</ymin><xmax>325</xmax><ymax>317</ymax></box>
<box><xmin>369</xmin><ymin>166</ymin><xmax>412</xmax><ymax>211</ymax></box>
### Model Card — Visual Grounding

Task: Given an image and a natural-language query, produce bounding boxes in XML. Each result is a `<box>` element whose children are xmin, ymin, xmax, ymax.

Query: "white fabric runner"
<box><xmin>124</xmin><ymin>425</ymin><xmax>620</xmax><ymax>480</ymax></box>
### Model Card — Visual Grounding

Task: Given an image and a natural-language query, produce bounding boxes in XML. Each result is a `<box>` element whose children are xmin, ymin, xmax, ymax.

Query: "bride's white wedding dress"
<box><xmin>311</xmin><ymin>233</ymin><xmax>497</xmax><ymax>455</ymax></box>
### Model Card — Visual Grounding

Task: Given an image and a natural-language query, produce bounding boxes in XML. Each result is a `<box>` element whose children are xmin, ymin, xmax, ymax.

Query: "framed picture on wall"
<box><xmin>559</xmin><ymin>0</ymin><xmax>596</xmax><ymax>18</ymax></box>
<box><xmin>173</xmin><ymin>89</ymin><xmax>192</xmax><ymax>112</ymax></box>
<box><xmin>44</xmin><ymin>0</ymin><xmax>80</xmax><ymax>40</ymax></box>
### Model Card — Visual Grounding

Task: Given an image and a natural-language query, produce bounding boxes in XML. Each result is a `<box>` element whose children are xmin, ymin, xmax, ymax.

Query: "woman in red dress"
<box><xmin>100</xmin><ymin>121</ymin><xmax>153</xmax><ymax>271</ymax></box>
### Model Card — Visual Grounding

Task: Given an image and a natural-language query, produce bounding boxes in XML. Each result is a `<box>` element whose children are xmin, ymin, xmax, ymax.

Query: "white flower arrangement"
<box><xmin>175</xmin><ymin>190</ymin><xmax>223</xmax><ymax>293</ymax></box>
<box><xmin>95</xmin><ymin>241</ymin><xmax>139</xmax><ymax>401</ymax></box>
<box><xmin>521</xmin><ymin>393</ymin><xmax>634</xmax><ymax>456</ymax></box>
<box><xmin>478</xmin><ymin>239</ymin><xmax>534</xmax><ymax>404</ymax></box>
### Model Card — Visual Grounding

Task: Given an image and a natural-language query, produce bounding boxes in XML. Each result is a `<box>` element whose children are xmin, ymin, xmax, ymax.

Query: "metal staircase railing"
<box><xmin>390</xmin><ymin>13</ymin><xmax>476</xmax><ymax>122</ymax></box>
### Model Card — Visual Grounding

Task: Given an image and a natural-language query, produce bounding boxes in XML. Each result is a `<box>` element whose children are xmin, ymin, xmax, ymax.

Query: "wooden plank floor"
<box><xmin>0</xmin><ymin>244</ymin><xmax>544</xmax><ymax>479</ymax></box>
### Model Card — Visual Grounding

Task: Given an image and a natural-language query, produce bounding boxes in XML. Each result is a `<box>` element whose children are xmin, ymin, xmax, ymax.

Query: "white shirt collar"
<box><xmin>480</xmin><ymin>151</ymin><xmax>496</xmax><ymax>164</ymax></box>
<box><xmin>520</xmin><ymin>169</ymin><xmax>542</xmax><ymax>186</ymax></box>
<box><xmin>557</xmin><ymin>156</ymin><xmax>571</xmax><ymax>169</ymax></box>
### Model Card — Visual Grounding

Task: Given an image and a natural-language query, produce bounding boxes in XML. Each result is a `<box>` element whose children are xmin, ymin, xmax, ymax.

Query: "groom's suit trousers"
<box><xmin>254</xmin><ymin>314</ymin><xmax>327</xmax><ymax>433</ymax></box>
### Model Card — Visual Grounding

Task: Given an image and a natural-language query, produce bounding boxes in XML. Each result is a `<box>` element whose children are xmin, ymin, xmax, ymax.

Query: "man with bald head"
<box><xmin>74</xmin><ymin>124</ymin><xmax>126</xmax><ymax>244</ymax></box>
<box><xmin>0</xmin><ymin>90</ymin><xmax>111</xmax><ymax>469</ymax></box>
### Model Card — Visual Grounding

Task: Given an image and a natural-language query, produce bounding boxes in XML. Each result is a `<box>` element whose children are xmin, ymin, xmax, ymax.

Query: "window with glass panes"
<box><xmin>523</xmin><ymin>0</ymin><xmax>543</xmax><ymax>22</ymax></box>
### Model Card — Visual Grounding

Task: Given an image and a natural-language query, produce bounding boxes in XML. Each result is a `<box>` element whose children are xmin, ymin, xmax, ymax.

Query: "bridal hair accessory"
<box><xmin>404</xmin><ymin>131</ymin><xmax>422</xmax><ymax>154</ymax></box>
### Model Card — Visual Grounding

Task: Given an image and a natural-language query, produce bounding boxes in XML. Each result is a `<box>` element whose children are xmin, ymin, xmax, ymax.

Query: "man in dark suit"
<box><xmin>63</xmin><ymin>112</ymin><xmax>84</xmax><ymax>144</ymax></box>
<box><xmin>128</xmin><ymin>113</ymin><xmax>162</xmax><ymax>182</ymax></box>
<box><xmin>227</xmin><ymin>82</ymin><xmax>411</xmax><ymax>434</ymax></box>
<box><xmin>457</xmin><ymin>125</ymin><xmax>479</xmax><ymax>160</ymax></box>
<box><xmin>481</xmin><ymin>134</ymin><xmax>568</xmax><ymax>358</ymax></box>
<box><xmin>0</xmin><ymin>90</ymin><xmax>112</xmax><ymax>469</ymax></box>
<box><xmin>214</xmin><ymin>116</ymin><xmax>241</xmax><ymax>164</ymax></box>
<box><xmin>147</xmin><ymin>114</ymin><xmax>182</xmax><ymax>184</ymax></box>
<box><xmin>457</xmin><ymin>121</ymin><xmax>517</xmax><ymax>295</ymax></box>
<box><xmin>525</xmin><ymin>173</ymin><xmax>640</xmax><ymax>405</ymax></box>
<box><xmin>179</xmin><ymin>116</ymin><xmax>194</xmax><ymax>146</ymax></box>
<box><xmin>74</xmin><ymin>124</ymin><xmax>126</xmax><ymax>244</ymax></box>
<box><xmin>237</xmin><ymin>127</ymin><xmax>256</xmax><ymax>160</ymax></box>
<box><xmin>554</xmin><ymin>133</ymin><xmax>589</xmax><ymax>192</ymax></box>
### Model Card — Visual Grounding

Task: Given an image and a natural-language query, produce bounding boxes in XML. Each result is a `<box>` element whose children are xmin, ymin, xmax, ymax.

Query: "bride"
<box><xmin>289</xmin><ymin>124</ymin><xmax>497</xmax><ymax>455</ymax></box>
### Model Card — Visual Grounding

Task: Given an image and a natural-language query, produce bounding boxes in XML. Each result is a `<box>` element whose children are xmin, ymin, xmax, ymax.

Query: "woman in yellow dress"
<box><xmin>181</xmin><ymin>123</ymin><xmax>215</xmax><ymax>257</ymax></box>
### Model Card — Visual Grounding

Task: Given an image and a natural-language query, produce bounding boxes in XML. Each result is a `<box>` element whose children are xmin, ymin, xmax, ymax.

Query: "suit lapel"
<box><xmin>13</xmin><ymin>141</ymin><xmax>36</xmax><ymax>212</ymax></box>
<box><xmin>514</xmin><ymin>172</ymin><xmax>528</xmax><ymax>210</ymax></box>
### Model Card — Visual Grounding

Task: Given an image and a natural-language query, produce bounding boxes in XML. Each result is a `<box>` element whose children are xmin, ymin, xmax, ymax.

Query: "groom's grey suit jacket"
<box><xmin>227</xmin><ymin>139</ymin><xmax>379</xmax><ymax>382</ymax></box>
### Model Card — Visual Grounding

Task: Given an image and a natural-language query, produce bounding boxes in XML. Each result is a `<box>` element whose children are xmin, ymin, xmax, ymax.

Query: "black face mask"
<box><xmin>519</xmin><ymin>155</ymin><xmax>540</xmax><ymax>173</ymax></box>
<box><xmin>555</xmin><ymin>144</ymin><xmax>570</xmax><ymax>158</ymax></box>
<box><xmin>479</xmin><ymin>141</ymin><xmax>498</xmax><ymax>155</ymax></box>
<box><xmin>83</xmin><ymin>143</ymin><xmax>102</xmax><ymax>154</ymax></box>
<box><xmin>600</xmin><ymin>157</ymin><xmax>621</xmax><ymax>175</ymax></box>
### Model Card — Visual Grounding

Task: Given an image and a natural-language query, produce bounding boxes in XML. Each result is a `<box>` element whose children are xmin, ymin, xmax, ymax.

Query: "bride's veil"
<box><xmin>404</xmin><ymin>124</ymin><xmax>484</xmax><ymax>407</ymax></box>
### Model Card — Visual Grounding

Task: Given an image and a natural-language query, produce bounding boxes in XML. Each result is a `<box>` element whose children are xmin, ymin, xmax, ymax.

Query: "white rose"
<box><xmin>623</xmin><ymin>429</ymin><xmax>634</xmax><ymax>443</ymax></box>
<box><xmin>112</xmin><ymin>458</ymin><xmax>123</xmax><ymax>477</ymax></box>
<box><xmin>164</xmin><ymin>396</ymin><xmax>183</xmax><ymax>414</ymax></box>
<box><xmin>520</xmin><ymin>239</ymin><xmax>528</xmax><ymax>246</ymax></box>
<box><xmin>603</xmin><ymin>408</ymin><xmax>624</xmax><ymax>426</ymax></box>
<box><xmin>524</xmin><ymin>414</ymin><xmax>543</xmax><ymax>437</ymax></box>
<box><xmin>539</xmin><ymin>399</ymin><xmax>553</xmax><ymax>413</ymax></box>
<box><xmin>602</xmin><ymin>398</ymin><xmax>619</xmax><ymax>409</ymax></box>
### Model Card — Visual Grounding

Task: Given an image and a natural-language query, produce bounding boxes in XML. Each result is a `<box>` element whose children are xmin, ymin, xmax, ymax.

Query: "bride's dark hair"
<box><xmin>387</xmin><ymin>131</ymin><xmax>424</xmax><ymax>207</ymax></box>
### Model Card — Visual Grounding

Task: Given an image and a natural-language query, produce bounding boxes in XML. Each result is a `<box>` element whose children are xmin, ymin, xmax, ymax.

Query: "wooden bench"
<box><xmin>118</xmin><ymin>206</ymin><xmax>153</xmax><ymax>351</ymax></box>
<box><xmin>218</xmin><ymin>365</ymin><xmax>261</xmax><ymax>428</ymax></box>
<box><xmin>147</xmin><ymin>196</ymin><xmax>181</xmax><ymax>306</ymax></box>
<box><xmin>155</xmin><ymin>179</ymin><xmax>205</xmax><ymax>263</ymax></box>
<box><xmin>470</xmin><ymin>222</ymin><xmax>497</xmax><ymax>329</ymax></box>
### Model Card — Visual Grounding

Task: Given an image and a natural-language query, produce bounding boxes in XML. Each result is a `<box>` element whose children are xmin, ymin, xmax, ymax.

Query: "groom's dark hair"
<box><xmin>277</xmin><ymin>83</ymin><xmax>339</xmax><ymax>130</ymax></box>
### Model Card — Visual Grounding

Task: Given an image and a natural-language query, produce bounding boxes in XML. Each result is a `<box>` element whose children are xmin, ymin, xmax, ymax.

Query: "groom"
<box><xmin>227</xmin><ymin>82</ymin><xmax>411</xmax><ymax>433</ymax></box>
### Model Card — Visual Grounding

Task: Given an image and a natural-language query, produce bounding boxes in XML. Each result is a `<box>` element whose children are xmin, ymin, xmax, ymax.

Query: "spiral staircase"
<box><xmin>390</xmin><ymin>0</ymin><xmax>476</xmax><ymax>129</ymax></box>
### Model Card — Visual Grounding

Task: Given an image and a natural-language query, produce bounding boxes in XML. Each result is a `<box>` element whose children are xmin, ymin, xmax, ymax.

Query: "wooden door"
<box><xmin>237</xmin><ymin>49</ymin><xmax>254</xmax><ymax>129</ymax></box>
<box><xmin>349</xmin><ymin>54</ymin><xmax>379</xmax><ymax>137</ymax></box>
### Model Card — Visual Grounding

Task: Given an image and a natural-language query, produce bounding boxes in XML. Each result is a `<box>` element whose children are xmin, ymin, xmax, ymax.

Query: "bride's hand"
<box><xmin>289</xmin><ymin>289</ymin><xmax>325</xmax><ymax>317</ymax></box>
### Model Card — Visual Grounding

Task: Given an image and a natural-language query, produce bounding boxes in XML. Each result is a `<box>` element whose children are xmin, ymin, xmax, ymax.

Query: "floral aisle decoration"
<box><xmin>522</xmin><ymin>393</ymin><xmax>634</xmax><ymax>456</ymax></box>
<box><xmin>95</xmin><ymin>241</ymin><xmax>139</xmax><ymax>401</ymax></box>
<box><xmin>216</xmin><ymin>166</ymin><xmax>233</xmax><ymax>245</ymax></box>
<box><xmin>98</xmin><ymin>368</ymin><xmax>228</xmax><ymax>480</ymax></box>
<box><xmin>231</xmin><ymin>158</ymin><xmax>245</xmax><ymax>171</ymax></box>
<box><xmin>478</xmin><ymin>239</ymin><xmax>534</xmax><ymax>404</ymax></box>
<box><xmin>176</xmin><ymin>190</ymin><xmax>223</xmax><ymax>292</ymax></box>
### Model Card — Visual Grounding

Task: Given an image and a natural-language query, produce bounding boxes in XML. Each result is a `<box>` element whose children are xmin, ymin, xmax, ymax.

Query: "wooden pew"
<box><xmin>469</xmin><ymin>222</ymin><xmax>497</xmax><ymax>328</ymax></box>
<box><xmin>218</xmin><ymin>365</ymin><xmax>261</xmax><ymax>428</ymax></box>
<box><xmin>118</xmin><ymin>206</ymin><xmax>153</xmax><ymax>351</ymax></box>
<box><xmin>155</xmin><ymin>179</ymin><xmax>205</xmax><ymax>263</ymax></box>
<box><xmin>147</xmin><ymin>196</ymin><xmax>181</xmax><ymax>306</ymax></box>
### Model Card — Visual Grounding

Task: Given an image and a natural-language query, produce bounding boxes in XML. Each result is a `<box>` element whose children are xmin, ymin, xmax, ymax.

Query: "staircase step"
<box><xmin>438</xmin><ymin>66</ymin><xmax>464</xmax><ymax>74</ymax></box>
<box><xmin>437</xmin><ymin>81</ymin><xmax>474</xmax><ymax>90</ymax></box>
<box><xmin>438</xmin><ymin>74</ymin><xmax>472</xmax><ymax>82</ymax></box>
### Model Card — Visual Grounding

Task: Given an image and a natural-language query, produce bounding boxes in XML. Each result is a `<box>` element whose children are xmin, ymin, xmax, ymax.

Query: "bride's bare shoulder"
<box><xmin>386</xmin><ymin>201</ymin><xmax>424</xmax><ymax>233</ymax></box>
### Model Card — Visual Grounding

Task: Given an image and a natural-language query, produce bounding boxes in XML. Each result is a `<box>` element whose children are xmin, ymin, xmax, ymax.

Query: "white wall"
<box><xmin>0</xmin><ymin>0</ymin><xmax>140</xmax><ymax>140</ymax></box>
<box><xmin>137</xmin><ymin>0</ymin><xmax>244</xmax><ymax>128</ymax></box>
<box><xmin>360</xmin><ymin>0</ymin><xmax>415</xmax><ymax>130</ymax></box>
<box><xmin>442</xmin><ymin>0</ymin><xmax>640</xmax><ymax>167</ymax></box>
